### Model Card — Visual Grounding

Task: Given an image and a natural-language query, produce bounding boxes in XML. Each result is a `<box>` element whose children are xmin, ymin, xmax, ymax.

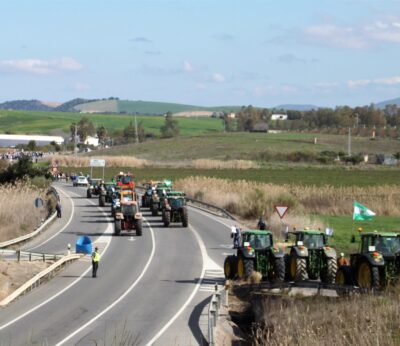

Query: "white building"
<box><xmin>84</xmin><ymin>136</ymin><xmax>99</xmax><ymax>147</ymax></box>
<box><xmin>0</xmin><ymin>134</ymin><xmax>64</xmax><ymax>147</ymax></box>
<box><xmin>271</xmin><ymin>114</ymin><xmax>288</xmax><ymax>120</ymax></box>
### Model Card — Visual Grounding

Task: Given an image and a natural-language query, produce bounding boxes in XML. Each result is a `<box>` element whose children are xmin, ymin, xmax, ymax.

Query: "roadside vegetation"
<box><xmin>0</xmin><ymin>182</ymin><xmax>49</xmax><ymax>242</ymax></box>
<box><xmin>240</xmin><ymin>290</ymin><xmax>400</xmax><ymax>346</ymax></box>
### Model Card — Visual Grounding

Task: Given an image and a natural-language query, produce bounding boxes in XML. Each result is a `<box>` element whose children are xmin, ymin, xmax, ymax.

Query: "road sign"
<box><xmin>274</xmin><ymin>205</ymin><xmax>289</xmax><ymax>219</ymax></box>
<box><xmin>90</xmin><ymin>159</ymin><xmax>106</xmax><ymax>167</ymax></box>
<box><xmin>34</xmin><ymin>197</ymin><xmax>44</xmax><ymax>208</ymax></box>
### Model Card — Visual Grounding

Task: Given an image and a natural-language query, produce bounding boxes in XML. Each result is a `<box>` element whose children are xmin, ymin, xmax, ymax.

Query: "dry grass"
<box><xmin>49</xmin><ymin>155</ymin><xmax>258</xmax><ymax>170</ymax></box>
<box><xmin>191</xmin><ymin>159</ymin><xmax>258</xmax><ymax>169</ymax></box>
<box><xmin>0</xmin><ymin>182</ymin><xmax>48</xmax><ymax>242</ymax></box>
<box><xmin>175</xmin><ymin>176</ymin><xmax>400</xmax><ymax>233</ymax></box>
<box><xmin>49</xmin><ymin>155</ymin><xmax>150</xmax><ymax>168</ymax></box>
<box><xmin>252</xmin><ymin>292</ymin><xmax>400</xmax><ymax>346</ymax></box>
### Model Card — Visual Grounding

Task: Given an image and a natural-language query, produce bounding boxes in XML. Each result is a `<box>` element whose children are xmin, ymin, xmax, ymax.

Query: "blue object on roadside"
<box><xmin>76</xmin><ymin>236</ymin><xmax>92</xmax><ymax>254</ymax></box>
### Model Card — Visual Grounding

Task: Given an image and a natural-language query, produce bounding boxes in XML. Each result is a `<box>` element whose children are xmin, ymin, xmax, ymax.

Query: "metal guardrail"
<box><xmin>208</xmin><ymin>285</ymin><xmax>227</xmax><ymax>346</ymax></box>
<box><xmin>136</xmin><ymin>185</ymin><xmax>238</xmax><ymax>221</ymax></box>
<box><xmin>0</xmin><ymin>253</ymin><xmax>82</xmax><ymax>307</ymax></box>
<box><xmin>0</xmin><ymin>249</ymin><xmax>64</xmax><ymax>262</ymax></box>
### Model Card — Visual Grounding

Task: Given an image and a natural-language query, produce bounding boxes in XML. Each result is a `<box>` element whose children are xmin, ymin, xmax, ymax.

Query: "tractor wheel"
<box><xmin>87</xmin><ymin>190</ymin><xmax>92</xmax><ymax>198</ymax></box>
<box><xmin>237</xmin><ymin>256</ymin><xmax>254</xmax><ymax>279</ymax></box>
<box><xmin>164</xmin><ymin>211</ymin><xmax>171</xmax><ymax>227</ymax></box>
<box><xmin>151</xmin><ymin>204</ymin><xmax>158</xmax><ymax>216</ymax></box>
<box><xmin>272</xmin><ymin>257</ymin><xmax>285</xmax><ymax>283</ymax></box>
<box><xmin>114</xmin><ymin>220</ymin><xmax>121</xmax><ymax>236</ymax></box>
<box><xmin>284</xmin><ymin>254</ymin><xmax>291</xmax><ymax>281</ymax></box>
<box><xmin>182</xmin><ymin>207</ymin><xmax>189</xmax><ymax>227</ymax></box>
<box><xmin>289</xmin><ymin>254</ymin><xmax>308</xmax><ymax>281</ymax></box>
<box><xmin>224</xmin><ymin>256</ymin><xmax>237</xmax><ymax>280</ymax></box>
<box><xmin>336</xmin><ymin>266</ymin><xmax>353</xmax><ymax>286</ymax></box>
<box><xmin>99</xmin><ymin>195</ymin><xmax>105</xmax><ymax>207</ymax></box>
<box><xmin>321</xmin><ymin>257</ymin><xmax>337</xmax><ymax>284</ymax></box>
<box><xmin>135</xmin><ymin>219</ymin><xmax>143</xmax><ymax>236</ymax></box>
<box><xmin>357</xmin><ymin>262</ymin><xmax>380</xmax><ymax>290</ymax></box>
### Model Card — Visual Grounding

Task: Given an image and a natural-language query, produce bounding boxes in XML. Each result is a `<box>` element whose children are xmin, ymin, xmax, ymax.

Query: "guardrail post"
<box><xmin>29</xmin><ymin>253</ymin><xmax>32</xmax><ymax>261</ymax></box>
<box><xmin>17</xmin><ymin>250</ymin><xmax>20</xmax><ymax>262</ymax></box>
<box><xmin>42</xmin><ymin>253</ymin><xmax>45</xmax><ymax>262</ymax></box>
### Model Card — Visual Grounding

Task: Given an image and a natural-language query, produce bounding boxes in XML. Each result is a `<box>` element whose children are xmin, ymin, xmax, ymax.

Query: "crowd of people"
<box><xmin>0</xmin><ymin>150</ymin><xmax>54</xmax><ymax>161</ymax></box>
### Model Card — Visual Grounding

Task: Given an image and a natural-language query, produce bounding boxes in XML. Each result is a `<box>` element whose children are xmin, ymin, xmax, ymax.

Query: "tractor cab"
<box><xmin>358</xmin><ymin>232</ymin><xmax>400</xmax><ymax>257</ymax></box>
<box><xmin>287</xmin><ymin>230</ymin><xmax>328</xmax><ymax>249</ymax></box>
<box><xmin>165</xmin><ymin>191</ymin><xmax>186</xmax><ymax>208</ymax></box>
<box><xmin>241</xmin><ymin>230</ymin><xmax>273</xmax><ymax>250</ymax></box>
<box><xmin>162</xmin><ymin>191</ymin><xmax>188</xmax><ymax>227</ymax></box>
<box><xmin>115</xmin><ymin>172</ymin><xmax>135</xmax><ymax>189</ymax></box>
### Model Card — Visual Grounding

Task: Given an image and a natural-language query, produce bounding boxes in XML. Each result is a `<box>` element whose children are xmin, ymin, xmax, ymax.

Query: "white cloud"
<box><xmin>347</xmin><ymin>79</ymin><xmax>371</xmax><ymax>88</ymax></box>
<box><xmin>74</xmin><ymin>82</ymin><xmax>91</xmax><ymax>91</ymax></box>
<box><xmin>374</xmin><ymin>76</ymin><xmax>400</xmax><ymax>85</ymax></box>
<box><xmin>183</xmin><ymin>61</ymin><xmax>194</xmax><ymax>73</ymax></box>
<box><xmin>195</xmin><ymin>83</ymin><xmax>206</xmax><ymax>90</ymax></box>
<box><xmin>347</xmin><ymin>75</ymin><xmax>400</xmax><ymax>88</ymax></box>
<box><xmin>304</xmin><ymin>18</ymin><xmax>400</xmax><ymax>49</ymax></box>
<box><xmin>0</xmin><ymin>57</ymin><xmax>83</xmax><ymax>75</ymax></box>
<box><xmin>212</xmin><ymin>73</ymin><xmax>225</xmax><ymax>83</ymax></box>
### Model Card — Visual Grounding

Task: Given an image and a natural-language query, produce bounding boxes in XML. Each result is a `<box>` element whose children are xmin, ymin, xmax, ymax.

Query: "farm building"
<box><xmin>271</xmin><ymin>114</ymin><xmax>288</xmax><ymax>120</ymax></box>
<box><xmin>84</xmin><ymin>136</ymin><xmax>99</xmax><ymax>147</ymax></box>
<box><xmin>0</xmin><ymin>134</ymin><xmax>64</xmax><ymax>147</ymax></box>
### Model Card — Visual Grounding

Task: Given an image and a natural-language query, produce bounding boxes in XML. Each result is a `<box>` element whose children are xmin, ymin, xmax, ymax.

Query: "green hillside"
<box><xmin>0</xmin><ymin>109</ymin><xmax>223</xmax><ymax>136</ymax></box>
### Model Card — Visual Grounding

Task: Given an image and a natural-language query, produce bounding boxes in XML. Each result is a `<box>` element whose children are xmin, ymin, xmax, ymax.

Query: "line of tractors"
<box><xmin>224</xmin><ymin>228</ymin><xmax>400</xmax><ymax>291</ymax></box>
<box><xmin>84</xmin><ymin>173</ymin><xmax>189</xmax><ymax>237</ymax></box>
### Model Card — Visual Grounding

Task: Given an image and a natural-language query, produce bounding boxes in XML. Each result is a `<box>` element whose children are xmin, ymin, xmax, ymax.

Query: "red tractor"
<box><xmin>115</xmin><ymin>172</ymin><xmax>135</xmax><ymax>189</ymax></box>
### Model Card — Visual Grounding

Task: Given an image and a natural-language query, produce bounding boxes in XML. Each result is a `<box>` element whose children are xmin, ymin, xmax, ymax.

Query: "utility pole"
<box><xmin>74</xmin><ymin>124</ymin><xmax>78</xmax><ymax>156</ymax></box>
<box><xmin>347</xmin><ymin>127</ymin><xmax>351</xmax><ymax>156</ymax></box>
<box><xmin>134</xmin><ymin>115</ymin><xmax>139</xmax><ymax>144</ymax></box>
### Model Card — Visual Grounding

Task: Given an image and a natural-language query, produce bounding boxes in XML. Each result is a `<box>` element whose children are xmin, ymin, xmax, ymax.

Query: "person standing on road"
<box><xmin>92</xmin><ymin>247</ymin><xmax>100</xmax><ymax>278</ymax></box>
<box><xmin>56</xmin><ymin>201</ymin><xmax>62</xmax><ymax>218</ymax></box>
<box><xmin>231</xmin><ymin>225</ymin><xmax>241</xmax><ymax>248</ymax></box>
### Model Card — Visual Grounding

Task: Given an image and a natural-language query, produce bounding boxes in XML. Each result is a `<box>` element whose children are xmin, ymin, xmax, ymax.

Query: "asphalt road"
<box><xmin>0</xmin><ymin>182</ymin><xmax>236</xmax><ymax>345</ymax></box>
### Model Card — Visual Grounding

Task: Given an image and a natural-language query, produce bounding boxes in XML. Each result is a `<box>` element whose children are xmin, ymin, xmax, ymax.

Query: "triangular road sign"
<box><xmin>275</xmin><ymin>205</ymin><xmax>289</xmax><ymax>219</ymax></box>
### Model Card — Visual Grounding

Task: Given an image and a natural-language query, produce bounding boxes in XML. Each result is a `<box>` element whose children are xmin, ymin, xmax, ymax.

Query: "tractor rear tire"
<box><xmin>272</xmin><ymin>257</ymin><xmax>285</xmax><ymax>283</ymax></box>
<box><xmin>357</xmin><ymin>262</ymin><xmax>380</xmax><ymax>290</ymax></box>
<box><xmin>164</xmin><ymin>211</ymin><xmax>171</xmax><ymax>227</ymax></box>
<box><xmin>321</xmin><ymin>257</ymin><xmax>337</xmax><ymax>284</ymax></box>
<box><xmin>237</xmin><ymin>257</ymin><xmax>254</xmax><ymax>280</ymax></box>
<box><xmin>224</xmin><ymin>256</ymin><xmax>237</xmax><ymax>279</ymax></box>
<box><xmin>135</xmin><ymin>219</ymin><xmax>143</xmax><ymax>236</ymax></box>
<box><xmin>289</xmin><ymin>254</ymin><xmax>308</xmax><ymax>281</ymax></box>
<box><xmin>182</xmin><ymin>207</ymin><xmax>188</xmax><ymax>227</ymax></box>
<box><xmin>151</xmin><ymin>204</ymin><xmax>158</xmax><ymax>216</ymax></box>
<box><xmin>114</xmin><ymin>220</ymin><xmax>121</xmax><ymax>236</ymax></box>
<box><xmin>87</xmin><ymin>190</ymin><xmax>92</xmax><ymax>198</ymax></box>
<box><xmin>99</xmin><ymin>195</ymin><xmax>105</xmax><ymax>207</ymax></box>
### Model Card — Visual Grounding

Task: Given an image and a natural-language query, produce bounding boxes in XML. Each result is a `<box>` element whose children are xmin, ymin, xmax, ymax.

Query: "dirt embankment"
<box><xmin>0</xmin><ymin>261</ymin><xmax>51</xmax><ymax>301</ymax></box>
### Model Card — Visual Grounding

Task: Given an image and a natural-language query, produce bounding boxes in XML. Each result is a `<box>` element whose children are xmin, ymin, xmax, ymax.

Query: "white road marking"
<box><xmin>54</xmin><ymin>219</ymin><xmax>155</xmax><ymax>346</ymax></box>
<box><xmin>27</xmin><ymin>186</ymin><xmax>75</xmax><ymax>251</ymax></box>
<box><xmin>220</xmin><ymin>244</ymin><xmax>234</xmax><ymax>249</ymax></box>
<box><xmin>222</xmin><ymin>252</ymin><xmax>234</xmax><ymax>256</ymax></box>
<box><xmin>128</xmin><ymin>236</ymin><xmax>135</xmax><ymax>242</ymax></box>
<box><xmin>0</xmin><ymin>187</ymin><xmax>113</xmax><ymax>332</ymax></box>
<box><xmin>189</xmin><ymin>206</ymin><xmax>235</xmax><ymax>229</ymax></box>
<box><xmin>144</xmin><ymin>224</ymin><xmax>221</xmax><ymax>346</ymax></box>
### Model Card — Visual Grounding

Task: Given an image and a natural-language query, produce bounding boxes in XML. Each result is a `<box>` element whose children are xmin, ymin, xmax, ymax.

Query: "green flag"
<box><xmin>353</xmin><ymin>202</ymin><xmax>376</xmax><ymax>221</ymax></box>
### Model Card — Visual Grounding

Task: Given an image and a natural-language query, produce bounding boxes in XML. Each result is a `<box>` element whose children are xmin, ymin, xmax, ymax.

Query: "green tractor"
<box><xmin>336</xmin><ymin>231</ymin><xmax>400</xmax><ymax>290</ymax></box>
<box><xmin>161</xmin><ymin>191</ymin><xmax>188</xmax><ymax>227</ymax></box>
<box><xmin>224</xmin><ymin>230</ymin><xmax>285</xmax><ymax>282</ymax></box>
<box><xmin>114</xmin><ymin>200</ymin><xmax>143</xmax><ymax>236</ymax></box>
<box><xmin>285</xmin><ymin>230</ymin><xmax>337</xmax><ymax>283</ymax></box>
<box><xmin>150</xmin><ymin>182</ymin><xmax>172</xmax><ymax>216</ymax></box>
<box><xmin>87</xmin><ymin>178</ymin><xmax>103</xmax><ymax>198</ymax></box>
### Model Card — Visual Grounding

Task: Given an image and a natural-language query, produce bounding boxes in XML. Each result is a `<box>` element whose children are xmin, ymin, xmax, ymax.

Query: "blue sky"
<box><xmin>0</xmin><ymin>0</ymin><xmax>399</xmax><ymax>107</ymax></box>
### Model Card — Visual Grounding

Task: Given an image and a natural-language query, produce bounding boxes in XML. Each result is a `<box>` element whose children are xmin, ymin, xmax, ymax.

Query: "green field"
<box><xmin>318</xmin><ymin>215</ymin><xmax>400</xmax><ymax>255</ymax></box>
<box><xmin>0</xmin><ymin>110</ymin><xmax>223</xmax><ymax>136</ymax></box>
<box><xmin>58</xmin><ymin>166</ymin><xmax>400</xmax><ymax>187</ymax></box>
<box><xmin>95</xmin><ymin>131</ymin><xmax>400</xmax><ymax>161</ymax></box>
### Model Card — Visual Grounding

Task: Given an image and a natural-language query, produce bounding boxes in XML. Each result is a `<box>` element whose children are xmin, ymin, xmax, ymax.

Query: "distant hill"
<box><xmin>375</xmin><ymin>97</ymin><xmax>400</xmax><ymax>109</ymax></box>
<box><xmin>55</xmin><ymin>98</ymin><xmax>99</xmax><ymax>112</ymax></box>
<box><xmin>275</xmin><ymin>104</ymin><xmax>319</xmax><ymax>111</ymax></box>
<box><xmin>73</xmin><ymin>99</ymin><xmax>242</xmax><ymax>115</ymax></box>
<box><xmin>0</xmin><ymin>99</ymin><xmax>53</xmax><ymax>111</ymax></box>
